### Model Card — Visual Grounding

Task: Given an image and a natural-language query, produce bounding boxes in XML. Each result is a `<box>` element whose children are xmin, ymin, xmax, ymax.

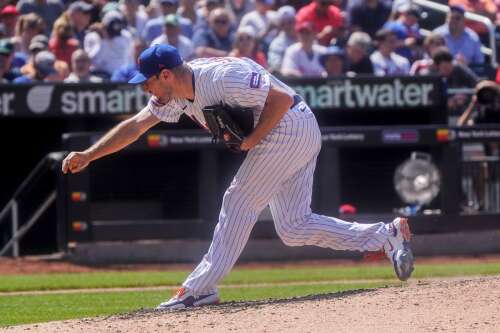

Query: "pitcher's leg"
<box><xmin>270</xmin><ymin>157</ymin><xmax>392</xmax><ymax>252</ymax></box>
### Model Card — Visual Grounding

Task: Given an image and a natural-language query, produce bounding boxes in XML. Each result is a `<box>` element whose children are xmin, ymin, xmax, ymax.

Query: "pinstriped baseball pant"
<box><xmin>183</xmin><ymin>107</ymin><xmax>392</xmax><ymax>295</ymax></box>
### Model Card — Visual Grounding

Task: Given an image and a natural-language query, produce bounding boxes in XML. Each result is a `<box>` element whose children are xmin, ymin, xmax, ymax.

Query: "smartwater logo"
<box><xmin>60</xmin><ymin>85</ymin><xmax>149</xmax><ymax>115</ymax></box>
<box><xmin>293</xmin><ymin>79</ymin><xmax>435</xmax><ymax>109</ymax></box>
<box><xmin>27</xmin><ymin>85</ymin><xmax>55</xmax><ymax>114</ymax></box>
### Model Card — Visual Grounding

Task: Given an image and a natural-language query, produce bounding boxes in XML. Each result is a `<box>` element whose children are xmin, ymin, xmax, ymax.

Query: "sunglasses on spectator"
<box><xmin>214</xmin><ymin>18</ymin><xmax>229</xmax><ymax>25</ymax></box>
<box><xmin>237</xmin><ymin>35</ymin><xmax>253</xmax><ymax>41</ymax></box>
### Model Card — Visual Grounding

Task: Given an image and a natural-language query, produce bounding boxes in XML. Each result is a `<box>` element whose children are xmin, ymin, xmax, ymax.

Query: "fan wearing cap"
<box><xmin>0</xmin><ymin>38</ymin><xmax>16</xmax><ymax>82</ymax></box>
<box><xmin>267</xmin><ymin>6</ymin><xmax>297</xmax><ymax>74</ymax></box>
<box><xmin>64</xmin><ymin>49</ymin><xmax>103</xmax><ymax>83</ymax></box>
<box><xmin>19</xmin><ymin>34</ymin><xmax>69</xmax><ymax>79</ymax></box>
<box><xmin>13</xmin><ymin>50</ymin><xmax>60</xmax><ymax>83</ymax></box>
<box><xmin>192</xmin><ymin>8</ymin><xmax>235</xmax><ymax>58</ymax></box>
<box><xmin>142</xmin><ymin>0</ymin><xmax>193</xmax><ymax>45</ymax></box>
<box><xmin>84</xmin><ymin>10</ymin><xmax>135</xmax><ymax>76</ymax></box>
<box><xmin>296</xmin><ymin>0</ymin><xmax>344</xmax><ymax>46</ymax></box>
<box><xmin>383</xmin><ymin>5</ymin><xmax>423</xmax><ymax>62</ymax></box>
<box><xmin>151</xmin><ymin>14</ymin><xmax>195</xmax><ymax>61</ymax></box>
<box><xmin>320</xmin><ymin>45</ymin><xmax>346</xmax><ymax>77</ymax></box>
<box><xmin>448</xmin><ymin>0</ymin><xmax>496</xmax><ymax>36</ymax></box>
<box><xmin>229</xmin><ymin>25</ymin><xmax>267</xmax><ymax>67</ymax></box>
<box><xmin>62</xmin><ymin>43</ymin><xmax>416</xmax><ymax>309</ymax></box>
<box><xmin>16</xmin><ymin>0</ymin><xmax>64</xmax><ymax>36</ymax></box>
<box><xmin>1</xmin><ymin>5</ymin><xmax>20</xmax><ymax>38</ymax></box>
<box><xmin>281</xmin><ymin>21</ymin><xmax>327</xmax><ymax>78</ymax></box>
<box><xmin>433</xmin><ymin>5</ymin><xmax>484</xmax><ymax>65</ymax></box>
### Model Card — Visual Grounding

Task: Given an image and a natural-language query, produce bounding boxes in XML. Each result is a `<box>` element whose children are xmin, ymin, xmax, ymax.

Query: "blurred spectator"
<box><xmin>320</xmin><ymin>45</ymin><xmax>346</xmax><ymax>77</ymax></box>
<box><xmin>193</xmin><ymin>0</ymin><xmax>225</xmax><ymax>33</ymax></box>
<box><xmin>267</xmin><ymin>5</ymin><xmax>297</xmax><ymax>74</ymax></box>
<box><xmin>67</xmin><ymin>1</ymin><xmax>93</xmax><ymax>47</ymax></box>
<box><xmin>432</xmin><ymin>46</ymin><xmax>479</xmax><ymax>111</ymax></box>
<box><xmin>193</xmin><ymin>8</ymin><xmax>235</xmax><ymax>57</ymax></box>
<box><xmin>281</xmin><ymin>21</ymin><xmax>327</xmax><ymax>77</ymax></box>
<box><xmin>345</xmin><ymin>31</ymin><xmax>374</xmax><ymax>75</ymax></box>
<box><xmin>16</xmin><ymin>0</ymin><xmax>64</xmax><ymax>35</ymax></box>
<box><xmin>349</xmin><ymin>0</ymin><xmax>391</xmax><ymax>38</ymax></box>
<box><xmin>226</xmin><ymin>0</ymin><xmax>255</xmax><ymax>23</ymax></box>
<box><xmin>142</xmin><ymin>0</ymin><xmax>193</xmax><ymax>44</ymax></box>
<box><xmin>64</xmin><ymin>49</ymin><xmax>103</xmax><ymax>83</ymax></box>
<box><xmin>84</xmin><ymin>11</ymin><xmax>134</xmax><ymax>77</ymax></box>
<box><xmin>0</xmin><ymin>38</ymin><xmax>18</xmax><ymax>82</ymax></box>
<box><xmin>111</xmin><ymin>38</ymin><xmax>146</xmax><ymax>82</ymax></box>
<box><xmin>383</xmin><ymin>4</ymin><xmax>423</xmax><ymax>62</ymax></box>
<box><xmin>1</xmin><ymin>5</ymin><xmax>20</xmax><ymax>38</ymax></box>
<box><xmin>448</xmin><ymin>0</ymin><xmax>496</xmax><ymax>37</ymax></box>
<box><xmin>296</xmin><ymin>0</ymin><xmax>344</xmax><ymax>46</ymax></box>
<box><xmin>120</xmin><ymin>0</ymin><xmax>148</xmax><ymax>39</ymax></box>
<box><xmin>13</xmin><ymin>50</ymin><xmax>60</xmax><ymax>83</ymax></box>
<box><xmin>433</xmin><ymin>46</ymin><xmax>478</xmax><ymax>88</ymax></box>
<box><xmin>239</xmin><ymin>0</ymin><xmax>277</xmax><ymax>48</ymax></box>
<box><xmin>179</xmin><ymin>0</ymin><xmax>199</xmax><ymax>24</ymax></box>
<box><xmin>433</xmin><ymin>5</ymin><xmax>484</xmax><ymax>65</ymax></box>
<box><xmin>229</xmin><ymin>26</ymin><xmax>267</xmax><ymax>67</ymax></box>
<box><xmin>20</xmin><ymin>34</ymin><xmax>69</xmax><ymax>79</ymax></box>
<box><xmin>370</xmin><ymin>28</ymin><xmax>410</xmax><ymax>76</ymax></box>
<box><xmin>151</xmin><ymin>14</ymin><xmax>195</xmax><ymax>61</ymax></box>
<box><xmin>12</xmin><ymin>13</ymin><xmax>45</xmax><ymax>59</ymax></box>
<box><xmin>49</xmin><ymin>15</ymin><xmax>79</xmax><ymax>66</ymax></box>
<box><xmin>410</xmin><ymin>33</ymin><xmax>446</xmax><ymax>75</ymax></box>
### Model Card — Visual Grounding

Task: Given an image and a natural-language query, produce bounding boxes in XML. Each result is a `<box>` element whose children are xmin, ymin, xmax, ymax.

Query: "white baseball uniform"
<box><xmin>148</xmin><ymin>57</ymin><xmax>394</xmax><ymax>295</ymax></box>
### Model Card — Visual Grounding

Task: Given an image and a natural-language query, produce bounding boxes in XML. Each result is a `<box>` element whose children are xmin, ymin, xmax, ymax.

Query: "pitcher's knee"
<box><xmin>276</xmin><ymin>225</ymin><xmax>307</xmax><ymax>247</ymax></box>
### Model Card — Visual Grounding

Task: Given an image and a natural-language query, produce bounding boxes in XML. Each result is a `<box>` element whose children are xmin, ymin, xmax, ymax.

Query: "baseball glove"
<box><xmin>202</xmin><ymin>104</ymin><xmax>254</xmax><ymax>153</ymax></box>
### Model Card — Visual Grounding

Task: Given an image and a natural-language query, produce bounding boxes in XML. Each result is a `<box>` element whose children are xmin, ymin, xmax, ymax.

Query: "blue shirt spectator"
<box><xmin>141</xmin><ymin>0</ymin><xmax>193</xmax><ymax>44</ymax></box>
<box><xmin>433</xmin><ymin>5</ymin><xmax>484</xmax><ymax>65</ymax></box>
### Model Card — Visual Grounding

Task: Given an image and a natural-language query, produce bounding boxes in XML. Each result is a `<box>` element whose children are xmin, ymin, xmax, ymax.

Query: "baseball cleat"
<box><xmin>383</xmin><ymin>217</ymin><xmax>414</xmax><ymax>281</ymax></box>
<box><xmin>156</xmin><ymin>287</ymin><xmax>220</xmax><ymax>310</ymax></box>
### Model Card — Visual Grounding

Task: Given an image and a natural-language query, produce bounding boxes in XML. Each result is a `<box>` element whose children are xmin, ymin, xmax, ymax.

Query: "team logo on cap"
<box><xmin>250</xmin><ymin>72</ymin><xmax>261</xmax><ymax>88</ymax></box>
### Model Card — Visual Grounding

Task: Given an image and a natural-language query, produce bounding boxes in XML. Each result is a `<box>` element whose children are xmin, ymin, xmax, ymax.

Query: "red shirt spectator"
<box><xmin>49</xmin><ymin>37</ymin><xmax>79</xmax><ymax>66</ymax></box>
<box><xmin>296</xmin><ymin>0</ymin><xmax>344</xmax><ymax>45</ymax></box>
<box><xmin>496</xmin><ymin>66</ymin><xmax>500</xmax><ymax>83</ymax></box>
<box><xmin>49</xmin><ymin>15</ymin><xmax>79</xmax><ymax>67</ymax></box>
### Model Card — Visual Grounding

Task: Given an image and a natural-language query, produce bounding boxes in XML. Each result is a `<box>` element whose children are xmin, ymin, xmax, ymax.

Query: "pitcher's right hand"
<box><xmin>62</xmin><ymin>151</ymin><xmax>91</xmax><ymax>174</ymax></box>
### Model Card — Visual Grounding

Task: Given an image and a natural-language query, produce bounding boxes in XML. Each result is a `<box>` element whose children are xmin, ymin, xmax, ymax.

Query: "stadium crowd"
<box><xmin>0</xmin><ymin>0</ymin><xmax>498</xmax><ymax>85</ymax></box>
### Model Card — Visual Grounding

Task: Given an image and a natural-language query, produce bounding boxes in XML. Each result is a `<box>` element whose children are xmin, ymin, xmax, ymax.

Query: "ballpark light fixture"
<box><xmin>394</xmin><ymin>152</ymin><xmax>441</xmax><ymax>215</ymax></box>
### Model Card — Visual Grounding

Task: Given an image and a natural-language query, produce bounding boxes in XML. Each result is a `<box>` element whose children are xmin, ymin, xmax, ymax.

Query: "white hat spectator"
<box><xmin>277</xmin><ymin>5</ymin><xmax>295</xmax><ymax>24</ymax></box>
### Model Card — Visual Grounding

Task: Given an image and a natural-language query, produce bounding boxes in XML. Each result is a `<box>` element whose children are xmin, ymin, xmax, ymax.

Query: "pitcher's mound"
<box><xmin>5</xmin><ymin>276</ymin><xmax>500</xmax><ymax>333</ymax></box>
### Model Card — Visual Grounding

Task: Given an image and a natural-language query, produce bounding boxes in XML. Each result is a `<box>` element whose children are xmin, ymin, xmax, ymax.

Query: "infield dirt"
<box><xmin>3</xmin><ymin>276</ymin><xmax>500</xmax><ymax>333</ymax></box>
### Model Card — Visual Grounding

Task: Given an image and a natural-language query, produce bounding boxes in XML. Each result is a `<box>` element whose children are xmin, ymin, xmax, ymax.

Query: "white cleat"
<box><xmin>383</xmin><ymin>217</ymin><xmax>414</xmax><ymax>281</ymax></box>
<box><xmin>156</xmin><ymin>287</ymin><xmax>220</xmax><ymax>310</ymax></box>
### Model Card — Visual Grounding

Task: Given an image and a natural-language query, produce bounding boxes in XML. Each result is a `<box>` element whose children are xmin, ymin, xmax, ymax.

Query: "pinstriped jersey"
<box><xmin>146</xmin><ymin>57</ymin><xmax>296</xmax><ymax>127</ymax></box>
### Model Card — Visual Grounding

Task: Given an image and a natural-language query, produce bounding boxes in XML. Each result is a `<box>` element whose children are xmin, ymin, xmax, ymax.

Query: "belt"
<box><xmin>290</xmin><ymin>94</ymin><xmax>303</xmax><ymax>109</ymax></box>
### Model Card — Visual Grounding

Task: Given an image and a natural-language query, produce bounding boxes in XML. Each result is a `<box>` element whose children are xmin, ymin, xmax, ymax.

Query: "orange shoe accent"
<box><xmin>174</xmin><ymin>287</ymin><xmax>186</xmax><ymax>298</ymax></box>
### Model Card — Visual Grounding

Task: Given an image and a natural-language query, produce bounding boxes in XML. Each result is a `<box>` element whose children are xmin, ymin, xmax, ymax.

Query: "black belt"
<box><xmin>290</xmin><ymin>94</ymin><xmax>303</xmax><ymax>109</ymax></box>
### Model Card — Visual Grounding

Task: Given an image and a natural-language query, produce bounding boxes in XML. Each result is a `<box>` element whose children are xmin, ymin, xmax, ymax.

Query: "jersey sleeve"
<box><xmin>147</xmin><ymin>96</ymin><xmax>183</xmax><ymax>123</ymax></box>
<box><xmin>221</xmin><ymin>62</ymin><xmax>271</xmax><ymax>110</ymax></box>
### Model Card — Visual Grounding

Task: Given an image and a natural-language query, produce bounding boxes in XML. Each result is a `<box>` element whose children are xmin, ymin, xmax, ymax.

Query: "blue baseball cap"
<box><xmin>128</xmin><ymin>44</ymin><xmax>183</xmax><ymax>84</ymax></box>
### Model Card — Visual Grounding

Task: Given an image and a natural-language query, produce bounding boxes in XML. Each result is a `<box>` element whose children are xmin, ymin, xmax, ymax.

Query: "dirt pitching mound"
<box><xmin>4</xmin><ymin>276</ymin><xmax>500</xmax><ymax>333</ymax></box>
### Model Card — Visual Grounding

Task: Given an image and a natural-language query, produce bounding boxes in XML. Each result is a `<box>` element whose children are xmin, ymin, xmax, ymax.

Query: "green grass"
<box><xmin>0</xmin><ymin>283</ymin><xmax>388</xmax><ymax>326</ymax></box>
<box><xmin>1</xmin><ymin>261</ymin><xmax>500</xmax><ymax>327</ymax></box>
<box><xmin>2</xmin><ymin>262</ymin><xmax>500</xmax><ymax>292</ymax></box>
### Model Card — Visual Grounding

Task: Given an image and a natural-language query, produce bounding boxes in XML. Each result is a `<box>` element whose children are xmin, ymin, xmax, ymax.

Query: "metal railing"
<box><xmin>414</xmin><ymin>0</ymin><xmax>498</xmax><ymax>68</ymax></box>
<box><xmin>0</xmin><ymin>152</ymin><xmax>64</xmax><ymax>257</ymax></box>
<box><xmin>462</xmin><ymin>156</ymin><xmax>500</xmax><ymax>214</ymax></box>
